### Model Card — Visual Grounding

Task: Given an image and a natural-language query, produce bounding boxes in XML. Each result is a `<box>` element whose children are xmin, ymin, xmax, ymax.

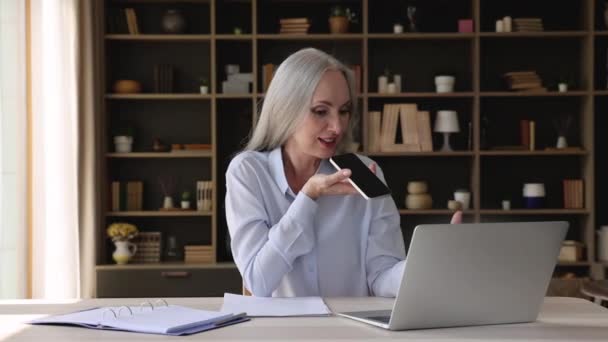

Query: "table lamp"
<box><xmin>434</xmin><ymin>110</ymin><xmax>460</xmax><ymax>151</ymax></box>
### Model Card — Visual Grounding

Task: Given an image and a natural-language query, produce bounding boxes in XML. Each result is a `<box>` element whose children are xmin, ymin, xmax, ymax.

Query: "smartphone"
<box><xmin>329</xmin><ymin>153</ymin><xmax>391</xmax><ymax>200</ymax></box>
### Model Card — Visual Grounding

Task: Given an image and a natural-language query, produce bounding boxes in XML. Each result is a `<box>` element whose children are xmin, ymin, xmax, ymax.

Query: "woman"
<box><xmin>226</xmin><ymin>48</ymin><xmax>461</xmax><ymax>297</ymax></box>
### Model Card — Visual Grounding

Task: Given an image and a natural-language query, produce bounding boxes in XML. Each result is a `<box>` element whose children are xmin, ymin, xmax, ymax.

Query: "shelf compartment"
<box><xmin>479</xmin><ymin>0</ymin><xmax>586</xmax><ymax>32</ymax></box>
<box><xmin>215</xmin><ymin>0</ymin><xmax>251</xmax><ymax>34</ymax></box>
<box><xmin>480</xmin><ymin>91</ymin><xmax>588</xmax><ymax>97</ymax></box>
<box><xmin>107</xmin><ymin>211</ymin><xmax>212</xmax><ymax>216</ymax></box>
<box><xmin>105</xmin><ymin>2</ymin><xmax>211</xmax><ymax>35</ymax></box>
<box><xmin>106</xmin><ymin>42</ymin><xmax>210</xmax><ymax>94</ymax></box>
<box><xmin>257</xmin><ymin>0</ymin><xmax>363</xmax><ymax>34</ymax></box>
<box><xmin>368</xmin><ymin>0</ymin><xmax>472</xmax><ymax>34</ymax></box>
<box><xmin>369</xmin><ymin>39</ymin><xmax>473</xmax><ymax>93</ymax></box>
<box><xmin>480</xmin><ymin>38</ymin><xmax>585</xmax><ymax>92</ymax></box>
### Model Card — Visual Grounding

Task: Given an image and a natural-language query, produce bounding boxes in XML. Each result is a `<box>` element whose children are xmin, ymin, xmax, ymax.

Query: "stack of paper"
<box><xmin>221</xmin><ymin>293</ymin><xmax>331</xmax><ymax>317</ymax></box>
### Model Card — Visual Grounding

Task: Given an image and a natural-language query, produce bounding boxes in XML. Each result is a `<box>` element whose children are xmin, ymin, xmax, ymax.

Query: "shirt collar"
<box><xmin>268</xmin><ymin>147</ymin><xmax>336</xmax><ymax>196</ymax></box>
<box><xmin>269</xmin><ymin>147</ymin><xmax>290</xmax><ymax>195</ymax></box>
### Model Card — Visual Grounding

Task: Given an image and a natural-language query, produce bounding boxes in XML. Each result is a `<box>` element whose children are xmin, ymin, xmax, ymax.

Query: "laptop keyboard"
<box><xmin>368</xmin><ymin>316</ymin><xmax>391</xmax><ymax>324</ymax></box>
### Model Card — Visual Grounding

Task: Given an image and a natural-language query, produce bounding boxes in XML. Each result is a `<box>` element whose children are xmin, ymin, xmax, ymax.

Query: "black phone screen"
<box><xmin>329</xmin><ymin>153</ymin><xmax>391</xmax><ymax>199</ymax></box>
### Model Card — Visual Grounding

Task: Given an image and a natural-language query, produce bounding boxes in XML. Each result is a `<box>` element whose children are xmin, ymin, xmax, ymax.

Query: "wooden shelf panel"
<box><xmin>479</xmin><ymin>31</ymin><xmax>588</xmax><ymax>38</ymax></box>
<box><xmin>480</xmin><ymin>150</ymin><xmax>587</xmax><ymax>156</ymax></box>
<box><xmin>368</xmin><ymin>92</ymin><xmax>475</xmax><ymax>98</ymax></box>
<box><xmin>96</xmin><ymin>262</ymin><xmax>236</xmax><ymax>271</ymax></box>
<box><xmin>106</xmin><ymin>94</ymin><xmax>212</xmax><ymax>100</ymax></box>
<box><xmin>398</xmin><ymin>209</ymin><xmax>474</xmax><ymax>215</ymax></box>
<box><xmin>107</xmin><ymin>151</ymin><xmax>212</xmax><ymax>158</ymax></box>
<box><xmin>215</xmin><ymin>94</ymin><xmax>254</xmax><ymax>99</ymax></box>
<box><xmin>215</xmin><ymin>34</ymin><xmax>253</xmax><ymax>40</ymax></box>
<box><xmin>107</xmin><ymin>211</ymin><xmax>212</xmax><ymax>217</ymax></box>
<box><xmin>557</xmin><ymin>262</ymin><xmax>591</xmax><ymax>267</ymax></box>
<box><xmin>479</xmin><ymin>209</ymin><xmax>589</xmax><ymax>215</ymax></box>
<box><xmin>106</xmin><ymin>34</ymin><xmax>212</xmax><ymax>41</ymax></box>
<box><xmin>368</xmin><ymin>151</ymin><xmax>474</xmax><ymax>157</ymax></box>
<box><xmin>108</xmin><ymin>0</ymin><xmax>210</xmax><ymax>4</ymax></box>
<box><xmin>256</xmin><ymin>33</ymin><xmax>363</xmax><ymax>40</ymax></box>
<box><xmin>480</xmin><ymin>91</ymin><xmax>589</xmax><ymax>97</ymax></box>
<box><xmin>367</xmin><ymin>33</ymin><xmax>475</xmax><ymax>40</ymax></box>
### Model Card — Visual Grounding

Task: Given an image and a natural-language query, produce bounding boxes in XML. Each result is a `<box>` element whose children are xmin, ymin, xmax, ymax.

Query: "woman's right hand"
<box><xmin>301</xmin><ymin>169</ymin><xmax>358</xmax><ymax>200</ymax></box>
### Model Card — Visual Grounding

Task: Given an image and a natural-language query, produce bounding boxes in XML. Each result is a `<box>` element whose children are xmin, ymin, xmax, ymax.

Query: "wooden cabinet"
<box><xmin>96</xmin><ymin>0</ymin><xmax>604</xmax><ymax>297</ymax></box>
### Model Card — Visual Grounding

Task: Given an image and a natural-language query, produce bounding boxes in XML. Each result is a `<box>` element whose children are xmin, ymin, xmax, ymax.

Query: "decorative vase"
<box><xmin>556</xmin><ymin>135</ymin><xmax>568</xmax><ymax>148</ymax></box>
<box><xmin>163</xmin><ymin>196</ymin><xmax>174</xmax><ymax>209</ymax></box>
<box><xmin>329</xmin><ymin>16</ymin><xmax>349</xmax><ymax>34</ymax></box>
<box><xmin>113</xmin><ymin>240</ymin><xmax>137</xmax><ymax>264</ymax></box>
<box><xmin>113</xmin><ymin>135</ymin><xmax>133</xmax><ymax>153</ymax></box>
<box><xmin>181</xmin><ymin>200</ymin><xmax>190</xmax><ymax>209</ymax></box>
<box><xmin>162</xmin><ymin>9</ymin><xmax>186</xmax><ymax>34</ymax></box>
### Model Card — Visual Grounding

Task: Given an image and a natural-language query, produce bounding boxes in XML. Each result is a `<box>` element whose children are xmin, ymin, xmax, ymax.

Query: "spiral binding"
<box><xmin>100</xmin><ymin>299</ymin><xmax>170</xmax><ymax>323</ymax></box>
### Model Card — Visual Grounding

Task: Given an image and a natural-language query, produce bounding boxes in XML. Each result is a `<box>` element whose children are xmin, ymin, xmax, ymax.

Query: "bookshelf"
<box><xmin>95</xmin><ymin>0</ymin><xmax>605</xmax><ymax>297</ymax></box>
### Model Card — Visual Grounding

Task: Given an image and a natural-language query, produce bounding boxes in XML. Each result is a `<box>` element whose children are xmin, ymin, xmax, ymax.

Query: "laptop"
<box><xmin>338</xmin><ymin>221</ymin><xmax>568</xmax><ymax>330</ymax></box>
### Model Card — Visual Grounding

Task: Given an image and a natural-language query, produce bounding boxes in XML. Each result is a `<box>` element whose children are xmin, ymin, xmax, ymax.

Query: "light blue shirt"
<box><xmin>225</xmin><ymin>147</ymin><xmax>406</xmax><ymax>297</ymax></box>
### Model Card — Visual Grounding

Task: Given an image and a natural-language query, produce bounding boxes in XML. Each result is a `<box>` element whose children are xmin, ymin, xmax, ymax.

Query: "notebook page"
<box><xmin>104</xmin><ymin>305</ymin><xmax>234</xmax><ymax>334</ymax></box>
<box><xmin>221</xmin><ymin>293</ymin><xmax>331</xmax><ymax>317</ymax></box>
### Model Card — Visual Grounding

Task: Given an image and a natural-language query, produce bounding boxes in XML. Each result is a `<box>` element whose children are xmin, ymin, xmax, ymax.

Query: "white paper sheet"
<box><xmin>221</xmin><ymin>293</ymin><xmax>331</xmax><ymax>317</ymax></box>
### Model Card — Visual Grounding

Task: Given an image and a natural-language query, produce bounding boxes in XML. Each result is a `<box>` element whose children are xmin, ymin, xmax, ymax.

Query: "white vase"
<box><xmin>199</xmin><ymin>85</ymin><xmax>209</xmax><ymax>94</ymax></box>
<box><xmin>556</xmin><ymin>136</ymin><xmax>568</xmax><ymax>148</ymax></box>
<box><xmin>163</xmin><ymin>196</ymin><xmax>174</xmax><ymax>209</ymax></box>
<box><xmin>114</xmin><ymin>136</ymin><xmax>133</xmax><ymax>153</ymax></box>
<box><xmin>181</xmin><ymin>200</ymin><xmax>190</xmax><ymax>209</ymax></box>
<box><xmin>113</xmin><ymin>240</ymin><xmax>137</xmax><ymax>265</ymax></box>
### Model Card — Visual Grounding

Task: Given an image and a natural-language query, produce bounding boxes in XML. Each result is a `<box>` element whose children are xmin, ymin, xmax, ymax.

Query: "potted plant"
<box><xmin>181</xmin><ymin>191</ymin><xmax>191</xmax><ymax>209</ymax></box>
<box><xmin>199</xmin><ymin>76</ymin><xmax>209</xmax><ymax>94</ymax></box>
<box><xmin>329</xmin><ymin>5</ymin><xmax>357</xmax><ymax>34</ymax></box>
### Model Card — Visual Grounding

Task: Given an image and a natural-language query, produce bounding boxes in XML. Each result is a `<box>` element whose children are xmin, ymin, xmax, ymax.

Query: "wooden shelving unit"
<box><xmin>95</xmin><ymin>0</ymin><xmax>605</xmax><ymax>297</ymax></box>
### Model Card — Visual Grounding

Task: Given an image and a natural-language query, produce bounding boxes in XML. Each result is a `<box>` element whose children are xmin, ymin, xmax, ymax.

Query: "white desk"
<box><xmin>1</xmin><ymin>297</ymin><xmax>607</xmax><ymax>341</ymax></box>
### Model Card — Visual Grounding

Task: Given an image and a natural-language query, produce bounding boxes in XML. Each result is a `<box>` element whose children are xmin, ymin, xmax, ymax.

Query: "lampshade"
<box><xmin>434</xmin><ymin>110</ymin><xmax>460</xmax><ymax>133</ymax></box>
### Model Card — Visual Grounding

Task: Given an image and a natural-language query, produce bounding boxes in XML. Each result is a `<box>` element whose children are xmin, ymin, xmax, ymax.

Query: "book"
<box><xmin>29</xmin><ymin>300</ymin><xmax>248</xmax><ymax>336</ymax></box>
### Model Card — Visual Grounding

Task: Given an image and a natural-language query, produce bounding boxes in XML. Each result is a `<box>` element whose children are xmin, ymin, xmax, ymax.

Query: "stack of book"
<box><xmin>563</xmin><ymin>179</ymin><xmax>584</xmax><ymax>209</ymax></box>
<box><xmin>279</xmin><ymin>18</ymin><xmax>310</xmax><ymax>34</ymax></box>
<box><xmin>367</xmin><ymin>103</ymin><xmax>433</xmax><ymax>153</ymax></box>
<box><xmin>503</xmin><ymin>71</ymin><xmax>546</xmax><ymax>92</ymax></box>
<box><xmin>513</xmin><ymin>18</ymin><xmax>544</xmax><ymax>32</ymax></box>
<box><xmin>131</xmin><ymin>232</ymin><xmax>161</xmax><ymax>263</ymax></box>
<box><xmin>111</xmin><ymin>181</ymin><xmax>143</xmax><ymax>211</ymax></box>
<box><xmin>184</xmin><ymin>245</ymin><xmax>215</xmax><ymax>264</ymax></box>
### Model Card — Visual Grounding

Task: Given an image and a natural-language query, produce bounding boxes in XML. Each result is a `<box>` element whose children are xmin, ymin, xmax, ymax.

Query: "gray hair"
<box><xmin>245</xmin><ymin>48</ymin><xmax>358</xmax><ymax>153</ymax></box>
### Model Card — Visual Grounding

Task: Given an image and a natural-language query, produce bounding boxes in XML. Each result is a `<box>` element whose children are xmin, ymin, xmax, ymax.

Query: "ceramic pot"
<box><xmin>113</xmin><ymin>136</ymin><xmax>133</xmax><ymax>153</ymax></box>
<box><xmin>162</xmin><ymin>9</ymin><xmax>186</xmax><ymax>34</ymax></box>
<box><xmin>329</xmin><ymin>16</ymin><xmax>349</xmax><ymax>34</ymax></box>
<box><xmin>113</xmin><ymin>80</ymin><xmax>142</xmax><ymax>94</ymax></box>
<box><xmin>406</xmin><ymin>193</ymin><xmax>432</xmax><ymax>209</ymax></box>
<box><xmin>113</xmin><ymin>240</ymin><xmax>137</xmax><ymax>264</ymax></box>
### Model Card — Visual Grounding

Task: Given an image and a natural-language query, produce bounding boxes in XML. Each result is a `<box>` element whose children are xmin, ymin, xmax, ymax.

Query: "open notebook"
<box><xmin>29</xmin><ymin>300</ymin><xmax>248</xmax><ymax>336</ymax></box>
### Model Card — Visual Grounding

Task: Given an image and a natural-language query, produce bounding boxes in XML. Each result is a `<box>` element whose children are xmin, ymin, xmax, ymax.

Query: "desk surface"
<box><xmin>1</xmin><ymin>297</ymin><xmax>607</xmax><ymax>341</ymax></box>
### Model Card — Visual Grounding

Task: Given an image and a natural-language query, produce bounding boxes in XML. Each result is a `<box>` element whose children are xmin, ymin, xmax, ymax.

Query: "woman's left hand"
<box><xmin>450</xmin><ymin>210</ymin><xmax>463</xmax><ymax>224</ymax></box>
